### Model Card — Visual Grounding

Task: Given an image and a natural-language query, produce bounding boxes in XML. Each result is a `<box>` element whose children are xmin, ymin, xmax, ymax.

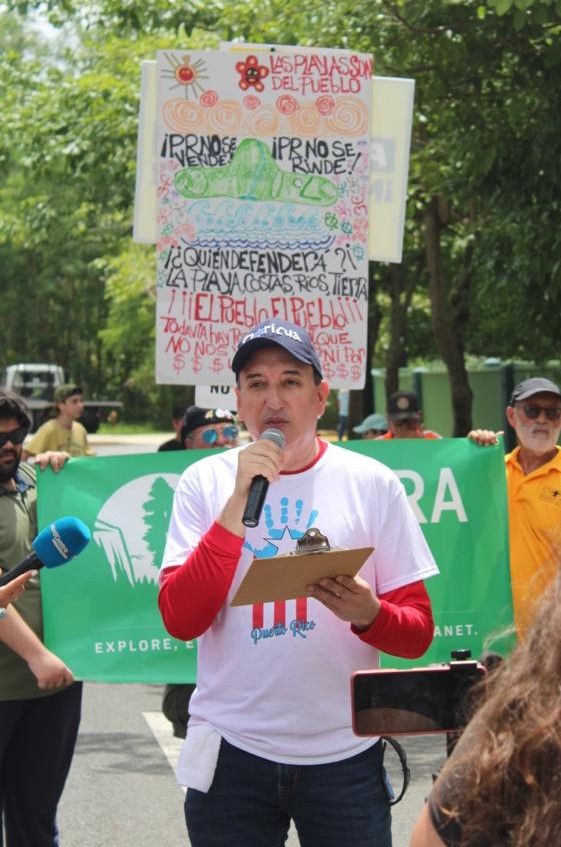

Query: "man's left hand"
<box><xmin>307</xmin><ymin>574</ymin><xmax>380</xmax><ymax>630</ymax></box>
<box><xmin>34</xmin><ymin>451</ymin><xmax>70</xmax><ymax>472</ymax></box>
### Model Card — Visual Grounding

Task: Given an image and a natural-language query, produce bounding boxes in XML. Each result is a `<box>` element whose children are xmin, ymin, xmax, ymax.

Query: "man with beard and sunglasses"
<box><xmin>161</xmin><ymin>406</ymin><xmax>239</xmax><ymax>740</ymax></box>
<box><xmin>469</xmin><ymin>377</ymin><xmax>561</xmax><ymax>634</ymax></box>
<box><xmin>0</xmin><ymin>390</ymin><xmax>81</xmax><ymax>847</ymax></box>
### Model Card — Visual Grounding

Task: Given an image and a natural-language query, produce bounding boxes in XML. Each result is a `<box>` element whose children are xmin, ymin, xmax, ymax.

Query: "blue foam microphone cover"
<box><xmin>32</xmin><ymin>516</ymin><xmax>91</xmax><ymax>569</ymax></box>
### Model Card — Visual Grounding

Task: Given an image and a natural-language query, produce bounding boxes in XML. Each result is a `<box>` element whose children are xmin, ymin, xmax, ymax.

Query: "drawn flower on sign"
<box><xmin>157</xmin><ymin>235</ymin><xmax>178</xmax><ymax>252</ymax></box>
<box><xmin>341</xmin><ymin>219</ymin><xmax>353</xmax><ymax>235</ymax></box>
<box><xmin>236</xmin><ymin>55</ymin><xmax>269</xmax><ymax>92</ymax></box>
<box><xmin>200</xmin><ymin>89</ymin><xmax>219</xmax><ymax>107</ymax></box>
<box><xmin>352</xmin><ymin>243</ymin><xmax>365</xmax><ymax>260</ymax></box>
<box><xmin>161</xmin><ymin>53</ymin><xmax>209</xmax><ymax>100</ymax></box>
<box><xmin>324</xmin><ymin>212</ymin><xmax>339</xmax><ymax>230</ymax></box>
<box><xmin>315</xmin><ymin>95</ymin><xmax>335</xmax><ymax>116</ymax></box>
<box><xmin>353</xmin><ymin>218</ymin><xmax>369</xmax><ymax>242</ymax></box>
<box><xmin>276</xmin><ymin>95</ymin><xmax>299</xmax><ymax>115</ymax></box>
<box><xmin>176</xmin><ymin>222</ymin><xmax>197</xmax><ymax>243</ymax></box>
<box><xmin>243</xmin><ymin>94</ymin><xmax>262</xmax><ymax>110</ymax></box>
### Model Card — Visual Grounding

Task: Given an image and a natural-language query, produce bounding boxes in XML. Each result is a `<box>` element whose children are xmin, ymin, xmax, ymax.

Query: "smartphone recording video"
<box><xmin>352</xmin><ymin>662</ymin><xmax>486</xmax><ymax>736</ymax></box>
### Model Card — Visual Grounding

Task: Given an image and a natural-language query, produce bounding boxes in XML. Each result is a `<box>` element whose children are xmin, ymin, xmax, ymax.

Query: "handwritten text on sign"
<box><xmin>155</xmin><ymin>49</ymin><xmax>372</xmax><ymax>388</ymax></box>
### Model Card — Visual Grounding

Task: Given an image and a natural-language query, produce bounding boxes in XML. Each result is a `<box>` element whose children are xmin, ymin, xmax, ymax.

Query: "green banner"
<box><xmin>38</xmin><ymin>439</ymin><xmax>512</xmax><ymax>682</ymax></box>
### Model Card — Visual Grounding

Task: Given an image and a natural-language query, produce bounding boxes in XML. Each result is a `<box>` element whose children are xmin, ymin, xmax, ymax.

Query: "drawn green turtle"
<box><xmin>174</xmin><ymin>138</ymin><xmax>338</xmax><ymax>206</ymax></box>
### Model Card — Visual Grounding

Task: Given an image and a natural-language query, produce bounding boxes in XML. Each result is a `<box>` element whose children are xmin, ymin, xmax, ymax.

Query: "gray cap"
<box><xmin>352</xmin><ymin>413</ymin><xmax>388</xmax><ymax>434</ymax></box>
<box><xmin>510</xmin><ymin>377</ymin><xmax>561</xmax><ymax>404</ymax></box>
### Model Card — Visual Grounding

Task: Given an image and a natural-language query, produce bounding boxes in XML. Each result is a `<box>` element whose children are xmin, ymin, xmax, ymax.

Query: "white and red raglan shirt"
<box><xmin>159</xmin><ymin>440</ymin><xmax>439</xmax><ymax>766</ymax></box>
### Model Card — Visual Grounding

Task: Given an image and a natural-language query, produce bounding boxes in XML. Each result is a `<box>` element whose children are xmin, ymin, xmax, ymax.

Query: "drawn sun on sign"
<box><xmin>161</xmin><ymin>52</ymin><xmax>209</xmax><ymax>99</ymax></box>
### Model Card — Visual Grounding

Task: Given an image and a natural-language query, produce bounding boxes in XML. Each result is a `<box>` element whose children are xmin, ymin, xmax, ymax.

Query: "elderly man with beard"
<box><xmin>0</xmin><ymin>390</ymin><xmax>80</xmax><ymax>847</ymax></box>
<box><xmin>469</xmin><ymin>377</ymin><xmax>561</xmax><ymax>634</ymax></box>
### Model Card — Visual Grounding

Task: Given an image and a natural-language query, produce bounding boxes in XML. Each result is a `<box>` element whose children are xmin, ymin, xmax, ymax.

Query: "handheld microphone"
<box><xmin>0</xmin><ymin>516</ymin><xmax>91</xmax><ymax>587</ymax></box>
<box><xmin>242</xmin><ymin>428</ymin><xmax>286</xmax><ymax>528</ymax></box>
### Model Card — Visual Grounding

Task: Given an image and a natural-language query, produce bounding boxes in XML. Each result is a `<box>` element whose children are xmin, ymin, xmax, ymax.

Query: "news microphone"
<box><xmin>0</xmin><ymin>516</ymin><xmax>91</xmax><ymax>587</ymax></box>
<box><xmin>242</xmin><ymin>428</ymin><xmax>286</xmax><ymax>528</ymax></box>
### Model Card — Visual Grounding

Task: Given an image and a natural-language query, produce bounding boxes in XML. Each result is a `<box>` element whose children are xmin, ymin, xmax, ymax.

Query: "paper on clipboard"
<box><xmin>231</xmin><ymin>547</ymin><xmax>374</xmax><ymax>606</ymax></box>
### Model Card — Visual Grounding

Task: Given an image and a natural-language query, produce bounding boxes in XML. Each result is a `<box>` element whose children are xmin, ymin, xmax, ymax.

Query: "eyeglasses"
<box><xmin>197</xmin><ymin>425</ymin><xmax>239</xmax><ymax>445</ymax></box>
<box><xmin>0</xmin><ymin>426</ymin><xmax>29</xmax><ymax>448</ymax></box>
<box><xmin>518</xmin><ymin>404</ymin><xmax>561</xmax><ymax>422</ymax></box>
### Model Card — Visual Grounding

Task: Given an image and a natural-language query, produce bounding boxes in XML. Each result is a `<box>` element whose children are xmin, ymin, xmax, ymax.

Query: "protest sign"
<box><xmin>154</xmin><ymin>47</ymin><xmax>372</xmax><ymax>389</ymax></box>
<box><xmin>39</xmin><ymin>439</ymin><xmax>512</xmax><ymax>682</ymax></box>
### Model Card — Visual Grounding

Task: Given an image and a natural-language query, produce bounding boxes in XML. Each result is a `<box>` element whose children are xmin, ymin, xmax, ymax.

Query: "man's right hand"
<box><xmin>467</xmin><ymin>429</ymin><xmax>502</xmax><ymax>446</ymax></box>
<box><xmin>219</xmin><ymin>440</ymin><xmax>284</xmax><ymax>536</ymax></box>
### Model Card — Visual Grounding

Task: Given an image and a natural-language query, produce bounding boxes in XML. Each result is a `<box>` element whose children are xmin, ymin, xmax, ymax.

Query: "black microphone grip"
<box><xmin>0</xmin><ymin>553</ymin><xmax>40</xmax><ymax>587</ymax></box>
<box><xmin>241</xmin><ymin>428</ymin><xmax>286</xmax><ymax>528</ymax></box>
<box><xmin>242</xmin><ymin>475</ymin><xmax>269</xmax><ymax>528</ymax></box>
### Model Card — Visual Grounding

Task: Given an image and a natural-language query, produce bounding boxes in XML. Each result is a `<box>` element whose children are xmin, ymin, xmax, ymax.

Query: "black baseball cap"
<box><xmin>231</xmin><ymin>319</ymin><xmax>323</xmax><ymax>378</ymax></box>
<box><xmin>510</xmin><ymin>377</ymin><xmax>561</xmax><ymax>404</ymax></box>
<box><xmin>387</xmin><ymin>391</ymin><xmax>421</xmax><ymax>420</ymax></box>
<box><xmin>181</xmin><ymin>406</ymin><xmax>236</xmax><ymax>442</ymax></box>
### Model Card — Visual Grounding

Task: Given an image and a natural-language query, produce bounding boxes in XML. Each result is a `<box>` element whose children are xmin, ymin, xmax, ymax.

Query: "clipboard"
<box><xmin>231</xmin><ymin>543</ymin><xmax>374</xmax><ymax>606</ymax></box>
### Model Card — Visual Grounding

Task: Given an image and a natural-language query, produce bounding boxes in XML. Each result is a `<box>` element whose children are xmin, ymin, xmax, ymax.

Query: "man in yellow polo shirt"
<box><xmin>470</xmin><ymin>377</ymin><xmax>561</xmax><ymax>633</ymax></box>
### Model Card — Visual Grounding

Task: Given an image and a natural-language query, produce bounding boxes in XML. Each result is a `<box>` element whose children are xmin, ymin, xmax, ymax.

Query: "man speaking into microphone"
<box><xmin>159</xmin><ymin>319</ymin><xmax>439</xmax><ymax>847</ymax></box>
<box><xmin>0</xmin><ymin>390</ymin><xmax>81</xmax><ymax>847</ymax></box>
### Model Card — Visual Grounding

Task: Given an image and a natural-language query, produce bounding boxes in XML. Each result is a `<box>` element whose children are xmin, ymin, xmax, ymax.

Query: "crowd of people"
<box><xmin>2</xmin><ymin>322</ymin><xmax>561</xmax><ymax>846</ymax></box>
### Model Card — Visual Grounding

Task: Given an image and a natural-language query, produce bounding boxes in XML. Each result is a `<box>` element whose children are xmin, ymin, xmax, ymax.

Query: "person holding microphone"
<box><xmin>159</xmin><ymin>319</ymin><xmax>439</xmax><ymax>847</ymax></box>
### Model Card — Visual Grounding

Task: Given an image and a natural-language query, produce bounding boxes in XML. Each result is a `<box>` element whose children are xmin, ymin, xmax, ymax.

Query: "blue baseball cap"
<box><xmin>353</xmin><ymin>413</ymin><xmax>388</xmax><ymax>434</ymax></box>
<box><xmin>231</xmin><ymin>319</ymin><xmax>323</xmax><ymax>378</ymax></box>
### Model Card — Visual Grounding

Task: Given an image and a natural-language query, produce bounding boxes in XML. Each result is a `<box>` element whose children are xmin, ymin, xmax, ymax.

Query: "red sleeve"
<box><xmin>351</xmin><ymin>580</ymin><xmax>434</xmax><ymax>659</ymax></box>
<box><xmin>158</xmin><ymin>521</ymin><xmax>244</xmax><ymax>641</ymax></box>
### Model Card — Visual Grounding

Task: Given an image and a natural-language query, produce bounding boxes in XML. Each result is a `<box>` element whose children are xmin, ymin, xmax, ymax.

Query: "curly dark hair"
<box><xmin>432</xmin><ymin>565</ymin><xmax>561</xmax><ymax>846</ymax></box>
<box><xmin>0</xmin><ymin>390</ymin><xmax>32</xmax><ymax>430</ymax></box>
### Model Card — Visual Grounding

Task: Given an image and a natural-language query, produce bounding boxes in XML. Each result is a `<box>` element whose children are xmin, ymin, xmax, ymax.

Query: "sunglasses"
<box><xmin>0</xmin><ymin>426</ymin><xmax>29</xmax><ymax>448</ymax></box>
<box><xmin>518</xmin><ymin>404</ymin><xmax>561</xmax><ymax>422</ymax></box>
<box><xmin>198</xmin><ymin>425</ymin><xmax>239</xmax><ymax>445</ymax></box>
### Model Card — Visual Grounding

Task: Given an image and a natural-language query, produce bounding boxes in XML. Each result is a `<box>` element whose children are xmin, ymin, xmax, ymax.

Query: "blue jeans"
<box><xmin>185</xmin><ymin>738</ymin><xmax>392</xmax><ymax>847</ymax></box>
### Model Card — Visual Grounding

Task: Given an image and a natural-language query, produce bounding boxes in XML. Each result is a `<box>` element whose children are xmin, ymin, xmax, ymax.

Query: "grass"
<box><xmin>97</xmin><ymin>421</ymin><xmax>168</xmax><ymax>435</ymax></box>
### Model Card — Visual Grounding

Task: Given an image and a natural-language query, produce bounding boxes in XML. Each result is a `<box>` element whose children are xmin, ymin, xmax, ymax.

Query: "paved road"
<box><xmin>56</xmin><ymin>434</ymin><xmax>446</xmax><ymax>845</ymax></box>
<box><xmin>58</xmin><ymin>681</ymin><xmax>445</xmax><ymax>847</ymax></box>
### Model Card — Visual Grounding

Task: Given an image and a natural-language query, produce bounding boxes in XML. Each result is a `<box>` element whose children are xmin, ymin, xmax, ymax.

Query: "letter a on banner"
<box><xmin>153</xmin><ymin>47</ymin><xmax>373</xmax><ymax>389</ymax></box>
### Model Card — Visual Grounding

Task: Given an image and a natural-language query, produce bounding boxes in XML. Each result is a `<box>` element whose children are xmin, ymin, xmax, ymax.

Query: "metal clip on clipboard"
<box><xmin>295</xmin><ymin>527</ymin><xmax>331</xmax><ymax>554</ymax></box>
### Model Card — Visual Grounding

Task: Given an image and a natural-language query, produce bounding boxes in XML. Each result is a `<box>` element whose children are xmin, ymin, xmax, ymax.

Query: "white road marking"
<box><xmin>143</xmin><ymin>711</ymin><xmax>183</xmax><ymax>773</ymax></box>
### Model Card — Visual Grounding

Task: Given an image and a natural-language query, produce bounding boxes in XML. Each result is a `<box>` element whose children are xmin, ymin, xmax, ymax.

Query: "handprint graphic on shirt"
<box><xmin>243</xmin><ymin>496</ymin><xmax>320</xmax><ymax>558</ymax></box>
